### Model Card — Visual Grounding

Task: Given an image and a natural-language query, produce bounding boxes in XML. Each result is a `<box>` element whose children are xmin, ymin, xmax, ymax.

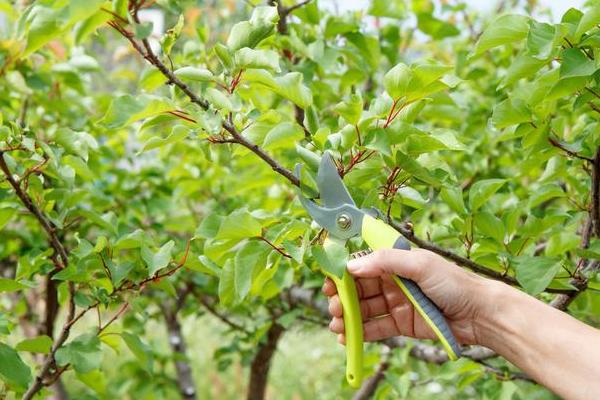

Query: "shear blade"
<box><xmin>317</xmin><ymin>152</ymin><xmax>356</xmax><ymax>208</ymax></box>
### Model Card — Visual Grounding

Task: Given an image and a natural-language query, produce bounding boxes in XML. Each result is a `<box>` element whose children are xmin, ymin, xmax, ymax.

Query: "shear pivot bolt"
<box><xmin>337</xmin><ymin>214</ymin><xmax>352</xmax><ymax>230</ymax></box>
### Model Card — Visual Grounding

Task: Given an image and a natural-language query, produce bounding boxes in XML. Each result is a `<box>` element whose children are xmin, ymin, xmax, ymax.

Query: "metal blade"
<box><xmin>317</xmin><ymin>152</ymin><xmax>355</xmax><ymax>208</ymax></box>
<box><xmin>294</xmin><ymin>162</ymin><xmax>363</xmax><ymax>240</ymax></box>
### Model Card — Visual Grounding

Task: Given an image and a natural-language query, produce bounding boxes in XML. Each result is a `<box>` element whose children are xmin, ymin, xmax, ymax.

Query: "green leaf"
<box><xmin>76</xmin><ymin>369</ymin><xmax>106</xmax><ymax>396</ymax></box>
<box><xmin>513</xmin><ymin>256</ymin><xmax>561</xmax><ymax>295</ymax></box>
<box><xmin>114</xmin><ymin>229</ymin><xmax>146</xmax><ymax>250</ymax></box>
<box><xmin>15</xmin><ymin>335</ymin><xmax>53</xmax><ymax>354</ymax></box>
<box><xmin>0</xmin><ymin>278</ymin><xmax>27</xmax><ymax>293</ymax></box>
<box><xmin>574</xmin><ymin>3</ymin><xmax>600</xmax><ymax>40</ymax></box>
<box><xmin>139</xmin><ymin>125</ymin><xmax>189</xmax><ymax>153</ymax></box>
<box><xmin>216</xmin><ymin>210</ymin><xmax>262</xmax><ymax>240</ymax></box>
<box><xmin>195</xmin><ymin>214</ymin><xmax>223</xmax><ymax>239</ymax></box>
<box><xmin>244</xmin><ymin>70</ymin><xmax>312</xmax><ymax>108</ymax></box>
<box><xmin>384</xmin><ymin>63</ymin><xmax>412</xmax><ymax>99</ymax></box>
<box><xmin>23</xmin><ymin>1</ymin><xmax>105</xmax><ymax>56</ymax></box>
<box><xmin>55</xmin><ymin>333</ymin><xmax>102</xmax><ymax>374</ymax></box>
<box><xmin>312</xmin><ymin>240</ymin><xmax>348</xmax><ymax>279</ymax></box>
<box><xmin>121</xmin><ymin>333</ymin><xmax>153</xmax><ymax>372</ymax></box>
<box><xmin>528</xmin><ymin>184</ymin><xmax>565</xmax><ymax>208</ymax></box>
<box><xmin>218</xmin><ymin>259</ymin><xmax>235</xmax><ymax>305</ymax></box>
<box><xmin>234</xmin><ymin>241</ymin><xmax>262</xmax><ymax>301</ymax></box>
<box><xmin>142</xmin><ymin>240</ymin><xmax>174</xmax><ymax>276</ymax></box>
<box><xmin>295</xmin><ymin>144</ymin><xmax>320</xmax><ymax>171</ymax></box>
<box><xmin>174</xmin><ymin>66</ymin><xmax>214</xmax><ymax>82</ymax></box>
<box><xmin>368</xmin><ymin>0</ymin><xmax>406</xmax><ymax>19</ymax></box>
<box><xmin>440</xmin><ymin>186</ymin><xmax>466</xmax><ymax>215</ymax></box>
<box><xmin>0</xmin><ymin>342</ymin><xmax>31</xmax><ymax>389</ymax></box>
<box><xmin>395</xmin><ymin>151</ymin><xmax>440</xmax><ymax>186</ymax></box>
<box><xmin>274</xmin><ymin>72</ymin><xmax>313</xmax><ymax>108</ymax></box>
<box><xmin>473</xmin><ymin>14</ymin><xmax>529</xmax><ymax>56</ymax></box>
<box><xmin>63</xmin><ymin>155</ymin><xmax>95</xmax><ymax>181</ymax></box>
<box><xmin>333</xmin><ymin>94</ymin><xmax>363</xmax><ymax>125</ymax></box>
<box><xmin>499</xmin><ymin>53</ymin><xmax>546</xmax><ymax>88</ymax></box>
<box><xmin>262</xmin><ymin>121</ymin><xmax>304</xmax><ymax>149</ymax></box>
<box><xmin>205</xmin><ymin>88</ymin><xmax>233</xmax><ymax>112</ymax></box>
<box><xmin>214</xmin><ymin>43</ymin><xmax>234</xmax><ymax>70</ymax></box>
<box><xmin>134</xmin><ymin>21</ymin><xmax>153</xmax><ymax>40</ymax></box>
<box><xmin>417</xmin><ymin>13</ymin><xmax>460</xmax><ymax>40</ymax></box>
<box><xmin>559</xmin><ymin>48</ymin><xmax>597</xmax><ymax>78</ymax></box>
<box><xmin>161</xmin><ymin>14</ymin><xmax>184</xmax><ymax>56</ymax></box>
<box><xmin>102</xmin><ymin>94</ymin><xmax>174</xmax><ymax>129</ymax></box>
<box><xmin>234</xmin><ymin>48</ymin><xmax>281</xmax><ymax>72</ymax></box>
<box><xmin>0</xmin><ymin>207</ymin><xmax>16</xmax><ymax>230</ymax></box>
<box><xmin>364</xmin><ymin>127</ymin><xmax>391</xmax><ymax>156</ymax></box>
<box><xmin>474</xmin><ymin>211</ymin><xmax>505</xmax><ymax>243</ymax></box>
<box><xmin>526</xmin><ymin>20</ymin><xmax>556</xmax><ymax>60</ymax></box>
<box><xmin>227</xmin><ymin>6</ymin><xmax>278</xmax><ymax>51</ymax></box>
<box><xmin>468</xmin><ymin>179</ymin><xmax>506</xmax><ymax>211</ymax></box>
<box><xmin>545</xmin><ymin>232</ymin><xmax>580</xmax><ymax>257</ymax></box>
<box><xmin>491</xmin><ymin>98</ymin><xmax>531</xmax><ymax>128</ymax></box>
<box><xmin>74</xmin><ymin>9</ymin><xmax>112</xmax><ymax>44</ymax></box>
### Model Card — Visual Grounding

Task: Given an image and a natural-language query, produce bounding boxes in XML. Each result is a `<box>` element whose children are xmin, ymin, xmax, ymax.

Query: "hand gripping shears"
<box><xmin>295</xmin><ymin>152</ymin><xmax>461</xmax><ymax>388</ymax></box>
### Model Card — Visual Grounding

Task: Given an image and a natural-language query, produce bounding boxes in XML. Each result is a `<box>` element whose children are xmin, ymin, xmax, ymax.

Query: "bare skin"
<box><xmin>323</xmin><ymin>248</ymin><xmax>600</xmax><ymax>400</ymax></box>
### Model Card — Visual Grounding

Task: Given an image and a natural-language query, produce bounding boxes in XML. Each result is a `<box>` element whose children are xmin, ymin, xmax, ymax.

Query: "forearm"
<box><xmin>477</xmin><ymin>282</ymin><xmax>600</xmax><ymax>400</ymax></box>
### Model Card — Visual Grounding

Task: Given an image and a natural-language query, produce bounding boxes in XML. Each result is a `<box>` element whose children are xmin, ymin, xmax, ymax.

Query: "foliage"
<box><xmin>1</xmin><ymin>0</ymin><xmax>600</xmax><ymax>399</ymax></box>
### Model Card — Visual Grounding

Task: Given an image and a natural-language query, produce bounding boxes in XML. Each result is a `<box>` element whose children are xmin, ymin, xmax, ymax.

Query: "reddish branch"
<box><xmin>167</xmin><ymin>110</ymin><xmax>197</xmax><ymax>124</ymax></box>
<box><xmin>337</xmin><ymin>149</ymin><xmax>375</xmax><ymax>177</ymax></box>
<box><xmin>257</xmin><ymin>235</ymin><xmax>292</xmax><ymax>259</ymax></box>
<box><xmin>98</xmin><ymin>303</ymin><xmax>129</xmax><ymax>334</ymax></box>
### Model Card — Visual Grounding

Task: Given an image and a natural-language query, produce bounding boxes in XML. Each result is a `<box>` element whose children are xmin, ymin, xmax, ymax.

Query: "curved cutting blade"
<box><xmin>294</xmin><ymin>162</ymin><xmax>363</xmax><ymax>240</ymax></box>
<box><xmin>317</xmin><ymin>152</ymin><xmax>355</xmax><ymax>208</ymax></box>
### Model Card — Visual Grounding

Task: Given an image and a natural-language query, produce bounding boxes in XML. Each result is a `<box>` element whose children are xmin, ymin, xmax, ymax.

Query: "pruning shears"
<box><xmin>295</xmin><ymin>152</ymin><xmax>461</xmax><ymax>388</ymax></box>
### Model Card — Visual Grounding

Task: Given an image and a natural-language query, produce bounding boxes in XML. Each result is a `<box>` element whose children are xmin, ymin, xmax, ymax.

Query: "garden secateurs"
<box><xmin>295</xmin><ymin>152</ymin><xmax>461</xmax><ymax>388</ymax></box>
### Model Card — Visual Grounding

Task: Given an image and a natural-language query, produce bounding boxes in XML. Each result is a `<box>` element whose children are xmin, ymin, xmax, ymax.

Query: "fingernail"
<box><xmin>347</xmin><ymin>258</ymin><xmax>361</xmax><ymax>272</ymax></box>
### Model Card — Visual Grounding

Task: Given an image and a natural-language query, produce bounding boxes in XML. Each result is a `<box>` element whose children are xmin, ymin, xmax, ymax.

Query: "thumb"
<box><xmin>347</xmin><ymin>249</ymin><xmax>425</xmax><ymax>281</ymax></box>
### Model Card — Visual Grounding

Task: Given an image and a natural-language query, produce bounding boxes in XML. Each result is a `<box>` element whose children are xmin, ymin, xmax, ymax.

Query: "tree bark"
<box><xmin>247</xmin><ymin>323</ymin><xmax>285</xmax><ymax>400</ymax></box>
<box><xmin>164</xmin><ymin>312</ymin><xmax>196</xmax><ymax>400</ymax></box>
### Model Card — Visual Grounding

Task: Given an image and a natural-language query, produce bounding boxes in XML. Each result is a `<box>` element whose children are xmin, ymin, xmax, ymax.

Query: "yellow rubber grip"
<box><xmin>361</xmin><ymin>215</ymin><xmax>461</xmax><ymax>360</ymax></box>
<box><xmin>322</xmin><ymin>238</ymin><xmax>363</xmax><ymax>388</ymax></box>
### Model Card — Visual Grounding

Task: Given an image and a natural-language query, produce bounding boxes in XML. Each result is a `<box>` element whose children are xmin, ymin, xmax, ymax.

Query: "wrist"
<box><xmin>471</xmin><ymin>279</ymin><xmax>526</xmax><ymax>352</ymax></box>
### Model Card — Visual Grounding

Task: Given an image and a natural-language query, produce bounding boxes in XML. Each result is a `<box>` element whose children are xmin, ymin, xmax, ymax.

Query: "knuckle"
<box><xmin>372</xmin><ymin>249</ymin><xmax>393</xmax><ymax>265</ymax></box>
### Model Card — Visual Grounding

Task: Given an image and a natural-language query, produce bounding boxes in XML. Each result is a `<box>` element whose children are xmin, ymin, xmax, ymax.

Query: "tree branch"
<box><xmin>550</xmin><ymin>146</ymin><xmax>600</xmax><ymax>309</ymax></box>
<box><xmin>23</xmin><ymin>283</ymin><xmax>75</xmax><ymax>400</ymax></box>
<box><xmin>110</xmin><ymin>13</ymin><xmax>299</xmax><ymax>186</ymax></box>
<box><xmin>114</xmin><ymin>9</ymin><xmax>579</xmax><ymax>295</ymax></box>
<box><xmin>0</xmin><ymin>152</ymin><xmax>68</xmax><ymax>268</ymax></box>
<box><xmin>388</xmin><ymin>219</ymin><xmax>574</xmax><ymax>295</ymax></box>
<box><xmin>352</xmin><ymin>347</ymin><xmax>391</xmax><ymax>400</ymax></box>
<box><xmin>194</xmin><ymin>290</ymin><xmax>250</xmax><ymax>334</ymax></box>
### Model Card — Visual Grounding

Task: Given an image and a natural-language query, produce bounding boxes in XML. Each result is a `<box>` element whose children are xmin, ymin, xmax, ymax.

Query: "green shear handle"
<box><xmin>331</xmin><ymin>214</ymin><xmax>461</xmax><ymax>388</ymax></box>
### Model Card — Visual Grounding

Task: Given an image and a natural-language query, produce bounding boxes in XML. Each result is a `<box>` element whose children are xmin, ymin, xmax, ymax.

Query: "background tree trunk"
<box><xmin>164</xmin><ymin>309</ymin><xmax>197</xmax><ymax>400</ymax></box>
<box><xmin>247</xmin><ymin>323</ymin><xmax>285</xmax><ymax>400</ymax></box>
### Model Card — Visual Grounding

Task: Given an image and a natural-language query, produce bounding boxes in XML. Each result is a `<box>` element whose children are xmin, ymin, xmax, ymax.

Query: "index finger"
<box><xmin>322</xmin><ymin>278</ymin><xmax>337</xmax><ymax>296</ymax></box>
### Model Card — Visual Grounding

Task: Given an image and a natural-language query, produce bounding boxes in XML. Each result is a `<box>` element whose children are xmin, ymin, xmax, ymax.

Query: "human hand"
<box><xmin>322</xmin><ymin>248</ymin><xmax>499</xmax><ymax>346</ymax></box>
